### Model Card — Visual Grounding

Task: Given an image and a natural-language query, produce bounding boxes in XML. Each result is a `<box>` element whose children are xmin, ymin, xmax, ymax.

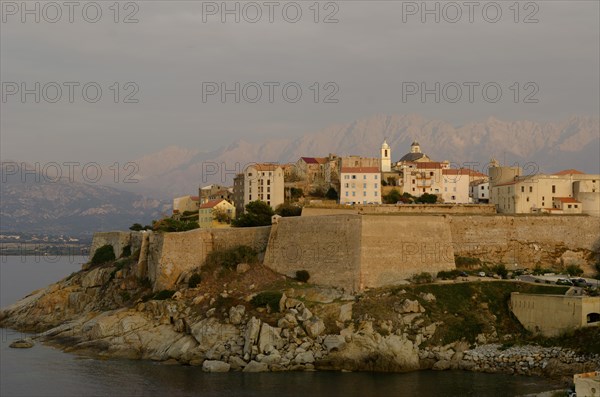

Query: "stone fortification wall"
<box><xmin>359</xmin><ymin>215</ymin><xmax>455</xmax><ymax>289</ymax></box>
<box><xmin>448</xmin><ymin>215</ymin><xmax>600</xmax><ymax>268</ymax></box>
<box><xmin>263</xmin><ymin>215</ymin><xmax>362</xmax><ymax>292</ymax></box>
<box><xmin>302</xmin><ymin>204</ymin><xmax>495</xmax><ymax>217</ymax></box>
<box><xmin>90</xmin><ymin>231</ymin><xmax>143</xmax><ymax>260</ymax></box>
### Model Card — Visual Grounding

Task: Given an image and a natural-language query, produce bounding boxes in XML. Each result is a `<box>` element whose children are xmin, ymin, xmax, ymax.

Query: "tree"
<box><xmin>565</xmin><ymin>264</ymin><xmax>584</xmax><ymax>277</ymax></box>
<box><xmin>232</xmin><ymin>201</ymin><xmax>274</xmax><ymax>227</ymax></box>
<box><xmin>213</xmin><ymin>208</ymin><xmax>232</xmax><ymax>224</ymax></box>
<box><xmin>325</xmin><ymin>187</ymin><xmax>338</xmax><ymax>200</ymax></box>
<box><xmin>152</xmin><ymin>218</ymin><xmax>199</xmax><ymax>232</ymax></box>
<box><xmin>416</xmin><ymin>193</ymin><xmax>438</xmax><ymax>204</ymax></box>
<box><xmin>383</xmin><ymin>189</ymin><xmax>402</xmax><ymax>204</ymax></box>
<box><xmin>492</xmin><ymin>264</ymin><xmax>508</xmax><ymax>279</ymax></box>
<box><xmin>129</xmin><ymin>223</ymin><xmax>144</xmax><ymax>231</ymax></box>
<box><xmin>275</xmin><ymin>203</ymin><xmax>302</xmax><ymax>217</ymax></box>
<box><xmin>310</xmin><ymin>187</ymin><xmax>325</xmax><ymax>198</ymax></box>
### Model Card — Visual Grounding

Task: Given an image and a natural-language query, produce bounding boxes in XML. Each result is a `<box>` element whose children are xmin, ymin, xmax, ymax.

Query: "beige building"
<box><xmin>511</xmin><ymin>293</ymin><xmax>600</xmax><ymax>337</ymax></box>
<box><xmin>394</xmin><ymin>141</ymin><xmax>432</xmax><ymax>168</ymax></box>
<box><xmin>574</xmin><ymin>372</ymin><xmax>600</xmax><ymax>397</ymax></box>
<box><xmin>244</xmin><ymin>163</ymin><xmax>285</xmax><ymax>210</ymax></box>
<box><xmin>339</xmin><ymin>166</ymin><xmax>382</xmax><ymax>204</ymax></box>
<box><xmin>198</xmin><ymin>199</ymin><xmax>236</xmax><ymax>228</ymax></box>
<box><xmin>490</xmin><ymin>165</ymin><xmax>600</xmax><ymax>216</ymax></box>
<box><xmin>172</xmin><ymin>195</ymin><xmax>199</xmax><ymax>214</ymax></box>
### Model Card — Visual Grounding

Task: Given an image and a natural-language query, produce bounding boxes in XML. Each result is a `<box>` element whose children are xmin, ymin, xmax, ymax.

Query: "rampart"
<box><xmin>89</xmin><ymin>214</ymin><xmax>600</xmax><ymax>292</ymax></box>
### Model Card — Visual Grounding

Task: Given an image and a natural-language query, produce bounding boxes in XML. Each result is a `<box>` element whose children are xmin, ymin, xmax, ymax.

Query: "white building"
<box><xmin>244</xmin><ymin>163</ymin><xmax>285</xmax><ymax>210</ymax></box>
<box><xmin>381</xmin><ymin>140</ymin><xmax>391</xmax><ymax>172</ymax></box>
<box><xmin>340</xmin><ymin>166</ymin><xmax>381</xmax><ymax>204</ymax></box>
<box><xmin>470</xmin><ymin>180</ymin><xmax>490</xmax><ymax>203</ymax></box>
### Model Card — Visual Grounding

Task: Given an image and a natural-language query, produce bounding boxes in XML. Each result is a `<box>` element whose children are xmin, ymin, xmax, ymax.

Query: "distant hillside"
<box><xmin>0</xmin><ymin>163</ymin><xmax>170</xmax><ymax>237</ymax></box>
<box><xmin>122</xmin><ymin>114</ymin><xmax>600</xmax><ymax>198</ymax></box>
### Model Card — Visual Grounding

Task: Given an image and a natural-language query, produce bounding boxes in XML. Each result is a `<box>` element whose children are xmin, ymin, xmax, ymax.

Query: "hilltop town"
<box><xmin>170</xmin><ymin>140</ymin><xmax>599</xmax><ymax>229</ymax></box>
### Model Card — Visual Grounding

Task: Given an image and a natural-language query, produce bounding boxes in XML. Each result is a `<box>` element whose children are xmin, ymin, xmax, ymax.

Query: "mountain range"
<box><xmin>2</xmin><ymin>114</ymin><xmax>598</xmax><ymax>236</ymax></box>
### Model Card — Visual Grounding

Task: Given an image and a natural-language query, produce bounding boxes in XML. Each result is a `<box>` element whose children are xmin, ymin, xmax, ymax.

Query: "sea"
<box><xmin>0</xmin><ymin>256</ymin><xmax>562</xmax><ymax>397</ymax></box>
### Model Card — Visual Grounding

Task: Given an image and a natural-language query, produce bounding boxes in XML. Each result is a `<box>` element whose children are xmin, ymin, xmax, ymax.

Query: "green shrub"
<box><xmin>382</xmin><ymin>189</ymin><xmax>401</xmax><ymax>204</ymax></box>
<box><xmin>325</xmin><ymin>187</ymin><xmax>338</xmax><ymax>200</ymax></box>
<box><xmin>153</xmin><ymin>218</ymin><xmax>199</xmax><ymax>232</ymax></box>
<box><xmin>120</xmin><ymin>291</ymin><xmax>131</xmax><ymax>302</ymax></box>
<box><xmin>153</xmin><ymin>290</ymin><xmax>176</xmax><ymax>300</ymax></box>
<box><xmin>565</xmin><ymin>264</ymin><xmax>584</xmax><ymax>277</ymax></box>
<box><xmin>90</xmin><ymin>244</ymin><xmax>116</xmax><ymax>266</ymax></box>
<box><xmin>275</xmin><ymin>203</ymin><xmax>302</xmax><ymax>217</ymax></box>
<box><xmin>595</xmin><ymin>263</ymin><xmax>600</xmax><ymax>280</ymax></box>
<box><xmin>295</xmin><ymin>270</ymin><xmax>310</xmax><ymax>283</ymax></box>
<box><xmin>251</xmin><ymin>291</ymin><xmax>283</xmax><ymax>312</ymax></box>
<box><xmin>121</xmin><ymin>245</ymin><xmax>131</xmax><ymax>258</ymax></box>
<box><xmin>492</xmin><ymin>264</ymin><xmax>508</xmax><ymax>279</ymax></box>
<box><xmin>232</xmin><ymin>201</ymin><xmax>274</xmax><ymax>227</ymax></box>
<box><xmin>411</xmin><ymin>272</ymin><xmax>433</xmax><ymax>284</ymax></box>
<box><xmin>188</xmin><ymin>273</ymin><xmax>202</xmax><ymax>288</ymax></box>
<box><xmin>205</xmin><ymin>245</ymin><xmax>258</xmax><ymax>270</ymax></box>
<box><xmin>437</xmin><ymin>269</ymin><xmax>463</xmax><ymax>280</ymax></box>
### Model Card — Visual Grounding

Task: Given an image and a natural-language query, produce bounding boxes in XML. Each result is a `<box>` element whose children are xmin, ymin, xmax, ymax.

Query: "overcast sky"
<box><xmin>1</xmin><ymin>1</ymin><xmax>599</xmax><ymax>164</ymax></box>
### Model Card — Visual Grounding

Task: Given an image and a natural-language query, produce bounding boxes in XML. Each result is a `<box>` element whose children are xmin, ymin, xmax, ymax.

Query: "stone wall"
<box><xmin>147</xmin><ymin>226</ymin><xmax>272</xmax><ymax>291</ymax></box>
<box><xmin>302</xmin><ymin>204</ymin><xmax>495</xmax><ymax>217</ymax></box>
<box><xmin>510</xmin><ymin>293</ymin><xmax>600</xmax><ymax>337</ymax></box>
<box><xmin>359</xmin><ymin>215</ymin><xmax>455</xmax><ymax>289</ymax></box>
<box><xmin>263</xmin><ymin>215</ymin><xmax>362</xmax><ymax>292</ymax></box>
<box><xmin>90</xmin><ymin>231</ymin><xmax>143</xmax><ymax>260</ymax></box>
<box><xmin>448</xmin><ymin>215</ymin><xmax>600</xmax><ymax>268</ymax></box>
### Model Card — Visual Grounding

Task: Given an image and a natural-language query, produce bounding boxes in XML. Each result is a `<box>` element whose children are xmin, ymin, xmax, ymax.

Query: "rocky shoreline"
<box><xmin>1</xmin><ymin>258</ymin><xmax>598</xmax><ymax>382</ymax></box>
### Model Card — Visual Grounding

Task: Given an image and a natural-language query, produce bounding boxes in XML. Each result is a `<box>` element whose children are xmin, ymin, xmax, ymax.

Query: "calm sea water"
<box><xmin>0</xmin><ymin>256</ymin><xmax>561</xmax><ymax>397</ymax></box>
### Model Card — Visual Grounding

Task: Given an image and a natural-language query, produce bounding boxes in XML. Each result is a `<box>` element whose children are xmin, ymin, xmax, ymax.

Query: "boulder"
<box><xmin>244</xmin><ymin>317</ymin><xmax>261</xmax><ymax>355</ymax></box>
<box><xmin>295</xmin><ymin>351</ymin><xmax>315</xmax><ymax>364</ymax></box>
<box><xmin>297</xmin><ymin>307</ymin><xmax>313</xmax><ymax>322</ymax></box>
<box><xmin>229</xmin><ymin>305</ymin><xmax>245</xmax><ymax>325</ymax></box>
<box><xmin>9</xmin><ymin>339</ymin><xmax>34</xmax><ymax>348</ymax></box>
<box><xmin>396</xmin><ymin>299</ymin><xmax>424</xmax><ymax>314</ymax></box>
<box><xmin>228</xmin><ymin>356</ymin><xmax>247</xmax><ymax>370</ymax></box>
<box><xmin>202</xmin><ymin>360</ymin><xmax>231</xmax><ymax>372</ymax></box>
<box><xmin>277</xmin><ymin>313</ymin><xmax>298</xmax><ymax>329</ymax></box>
<box><xmin>419</xmin><ymin>293</ymin><xmax>436</xmax><ymax>302</ymax></box>
<box><xmin>190</xmin><ymin>317</ymin><xmax>239</xmax><ymax>352</ymax></box>
<box><xmin>243</xmin><ymin>360</ymin><xmax>269</xmax><ymax>372</ymax></box>
<box><xmin>432</xmin><ymin>360</ymin><xmax>451</xmax><ymax>371</ymax></box>
<box><xmin>236</xmin><ymin>263</ymin><xmax>251</xmax><ymax>274</ymax></box>
<box><xmin>258</xmin><ymin>323</ymin><xmax>284</xmax><ymax>354</ymax></box>
<box><xmin>323</xmin><ymin>335</ymin><xmax>346</xmax><ymax>353</ymax></box>
<box><xmin>303</xmin><ymin>317</ymin><xmax>325</xmax><ymax>338</ymax></box>
<box><xmin>338</xmin><ymin>303</ymin><xmax>353</xmax><ymax>322</ymax></box>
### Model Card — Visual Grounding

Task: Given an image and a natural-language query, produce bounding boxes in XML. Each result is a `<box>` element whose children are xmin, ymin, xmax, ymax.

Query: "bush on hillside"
<box><xmin>90</xmin><ymin>244</ymin><xmax>116</xmax><ymax>266</ymax></box>
<box><xmin>295</xmin><ymin>270</ymin><xmax>310</xmax><ymax>283</ymax></box>
<box><xmin>251</xmin><ymin>291</ymin><xmax>283</xmax><ymax>312</ymax></box>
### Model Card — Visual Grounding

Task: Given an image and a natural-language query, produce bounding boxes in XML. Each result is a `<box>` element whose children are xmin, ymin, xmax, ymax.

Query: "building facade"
<box><xmin>198</xmin><ymin>199</ymin><xmax>236</xmax><ymax>228</ymax></box>
<box><xmin>233</xmin><ymin>173</ymin><xmax>245</xmax><ymax>215</ymax></box>
<box><xmin>172</xmin><ymin>195</ymin><xmax>199</xmax><ymax>214</ymax></box>
<box><xmin>339</xmin><ymin>166</ymin><xmax>382</xmax><ymax>204</ymax></box>
<box><xmin>244</xmin><ymin>164</ymin><xmax>285</xmax><ymax>210</ymax></box>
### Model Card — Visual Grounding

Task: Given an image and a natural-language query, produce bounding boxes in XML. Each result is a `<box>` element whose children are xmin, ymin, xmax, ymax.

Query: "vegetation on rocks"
<box><xmin>295</xmin><ymin>270</ymin><xmax>310</xmax><ymax>283</ymax></box>
<box><xmin>205</xmin><ymin>245</ymin><xmax>258</xmax><ymax>270</ymax></box>
<box><xmin>188</xmin><ymin>273</ymin><xmax>202</xmax><ymax>288</ymax></box>
<box><xmin>251</xmin><ymin>291</ymin><xmax>283</xmax><ymax>312</ymax></box>
<box><xmin>90</xmin><ymin>244</ymin><xmax>116</xmax><ymax>266</ymax></box>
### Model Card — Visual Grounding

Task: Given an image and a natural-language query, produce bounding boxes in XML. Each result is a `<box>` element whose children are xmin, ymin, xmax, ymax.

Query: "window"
<box><xmin>430</xmin><ymin>172</ymin><xmax>434</xmax><ymax>176</ymax></box>
<box><xmin>412</xmin><ymin>179</ymin><xmax>415</xmax><ymax>184</ymax></box>
<box><xmin>375</xmin><ymin>175</ymin><xmax>378</xmax><ymax>180</ymax></box>
<box><xmin>267</xmin><ymin>180</ymin><xmax>270</xmax><ymax>185</ymax></box>
<box><xmin>374</xmin><ymin>183</ymin><xmax>378</xmax><ymax>189</ymax></box>
<box><xmin>481</xmin><ymin>186</ymin><xmax>484</xmax><ymax>190</ymax></box>
<box><xmin>412</xmin><ymin>188</ymin><xmax>415</xmax><ymax>192</ymax></box>
<box><xmin>363</xmin><ymin>192</ymin><xmax>366</xmax><ymax>197</ymax></box>
<box><xmin>267</xmin><ymin>194</ymin><xmax>270</xmax><ymax>200</ymax></box>
<box><xmin>248</xmin><ymin>173</ymin><xmax>252</xmax><ymax>177</ymax></box>
<box><xmin>352</xmin><ymin>192</ymin><xmax>356</xmax><ymax>197</ymax></box>
<box><xmin>352</xmin><ymin>175</ymin><xmax>356</xmax><ymax>179</ymax></box>
<box><xmin>552</xmin><ymin>185</ymin><xmax>556</xmax><ymax>193</ymax></box>
<box><xmin>529</xmin><ymin>186</ymin><xmax>533</xmax><ymax>193</ymax></box>
<box><xmin>345</xmin><ymin>183</ymin><xmax>349</xmax><ymax>188</ymax></box>
<box><xmin>521</xmin><ymin>186</ymin><xmax>525</xmax><ymax>192</ymax></box>
<box><xmin>267</xmin><ymin>187</ymin><xmax>270</xmax><ymax>192</ymax></box>
<box><xmin>374</xmin><ymin>191</ymin><xmax>378</xmax><ymax>196</ymax></box>
<box><xmin>575</xmin><ymin>205</ymin><xmax>578</xmax><ymax>208</ymax></box>
<box><xmin>526</xmin><ymin>197</ymin><xmax>529</xmax><ymax>202</ymax></box>
<box><xmin>542</xmin><ymin>196</ymin><xmax>545</xmax><ymax>200</ymax></box>
<box><xmin>568</xmin><ymin>204</ymin><xmax>572</xmax><ymax>208</ymax></box>
<box><xmin>363</xmin><ymin>175</ymin><xmax>366</xmax><ymax>180</ymax></box>
<box><xmin>384</xmin><ymin>150</ymin><xmax>388</xmax><ymax>157</ymax></box>
<box><xmin>345</xmin><ymin>192</ymin><xmax>348</xmax><ymax>197</ymax></box>
<box><xmin>481</xmin><ymin>193</ymin><xmax>484</xmax><ymax>198</ymax></box>
<box><xmin>351</xmin><ymin>183</ymin><xmax>355</xmax><ymax>188</ymax></box>
<box><xmin>363</xmin><ymin>183</ymin><xmax>367</xmax><ymax>188</ymax></box>
<box><xmin>249</xmin><ymin>194</ymin><xmax>252</xmax><ymax>200</ymax></box>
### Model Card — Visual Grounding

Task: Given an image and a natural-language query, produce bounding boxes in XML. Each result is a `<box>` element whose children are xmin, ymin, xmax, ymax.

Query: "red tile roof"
<box><xmin>554</xmin><ymin>197</ymin><xmax>580</xmax><ymax>203</ymax></box>
<box><xmin>341</xmin><ymin>167</ymin><xmax>380</xmax><ymax>173</ymax></box>
<box><xmin>553</xmin><ymin>169</ymin><xmax>584</xmax><ymax>175</ymax></box>
<box><xmin>190</xmin><ymin>196</ymin><xmax>199</xmax><ymax>201</ymax></box>
<box><xmin>199</xmin><ymin>199</ymin><xmax>225</xmax><ymax>209</ymax></box>
<box><xmin>249</xmin><ymin>163</ymin><xmax>281</xmax><ymax>171</ymax></box>
<box><xmin>301</xmin><ymin>157</ymin><xmax>327</xmax><ymax>165</ymax></box>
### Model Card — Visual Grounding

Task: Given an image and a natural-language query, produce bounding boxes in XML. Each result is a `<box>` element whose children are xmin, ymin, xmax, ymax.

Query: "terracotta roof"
<box><xmin>190</xmin><ymin>196</ymin><xmax>199</xmax><ymax>201</ymax></box>
<box><xmin>340</xmin><ymin>167</ymin><xmax>380</xmax><ymax>173</ymax></box>
<box><xmin>199</xmin><ymin>199</ymin><xmax>225</xmax><ymax>209</ymax></box>
<box><xmin>553</xmin><ymin>169</ymin><xmax>584</xmax><ymax>176</ymax></box>
<box><xmin>301</xmin><ymin>157</ymin><xmax>327</xmax><ymax>165</ymax></box>
<box><xmin>554</xmin><ymin>197</ymin><xmax>580</xmax><ymax>203</ymax></box>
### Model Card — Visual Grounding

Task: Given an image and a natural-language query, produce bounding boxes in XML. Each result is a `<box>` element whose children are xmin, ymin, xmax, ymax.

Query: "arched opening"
<box><xmin>587</xmin><ymin>313</ymin><xmax>600</xmax><ymax>323</ymax></box>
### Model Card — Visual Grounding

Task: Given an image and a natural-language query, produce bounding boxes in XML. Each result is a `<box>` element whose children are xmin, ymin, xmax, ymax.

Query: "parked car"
<box><xmin>478</xmin><ymin>271</ymin><xmax>486</xmax><ymax>277</ymax></box>
<box><xmin>556</xmin><ymin>278</ymin><xmax>574</xmax><ymax>286</ymax></box>
<box><xmin>460</xmin><ymin>271</ymin><xmax>468</xmax><ymax>277</ymax></box>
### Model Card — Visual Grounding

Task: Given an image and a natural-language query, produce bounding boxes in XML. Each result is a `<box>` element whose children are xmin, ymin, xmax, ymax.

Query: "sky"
<box><xmin>1</xmin><ymin>1</ymin><xmax>599</xmax><ymax>164</ymax></box>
